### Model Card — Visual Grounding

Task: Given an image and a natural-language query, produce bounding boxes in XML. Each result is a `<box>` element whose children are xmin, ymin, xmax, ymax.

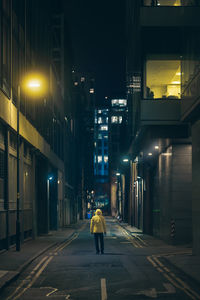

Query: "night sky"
<box><xmin>65</xmin><ymin>0</ymin><xmax>126</xmax><ymax>106</ymax></box>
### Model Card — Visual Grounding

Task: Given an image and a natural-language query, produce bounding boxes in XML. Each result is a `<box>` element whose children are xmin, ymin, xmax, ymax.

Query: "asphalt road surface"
<box><xmin>1</xmin><ymin>218</ymin><xmax>200</xmax><ymax>300</ymax></box>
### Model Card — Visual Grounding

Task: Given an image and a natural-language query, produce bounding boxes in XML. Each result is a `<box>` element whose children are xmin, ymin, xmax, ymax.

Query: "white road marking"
<box><xmin>101</xmin><ymin>278</ymin><xmax>107</xmax><ymax>300</ymax></box>
<box><xmin>135</xmin><ymin>284</ymin><xmax>176</xmax><ymax>298</ymax></box>
<box><xmin>163</xmin><ymin>283</ymin><xmax>176</xmax><ymax>294</ymax></box>
<box><xmin>136</xmin><ymin>288</ymin><xmax>157</xmax><ymax>298</ymax></box>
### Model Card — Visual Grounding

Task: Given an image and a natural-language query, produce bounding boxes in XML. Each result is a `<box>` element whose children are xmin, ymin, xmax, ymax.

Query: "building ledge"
<box><xmin>141</xmin><ymin>6</ymin><xmax>200</xmax><ymax>27</ymax></box>
<box><xmin>141</xmin><ymin>99</ymin><xmax>181</xmax><ymax>125</ymax></box>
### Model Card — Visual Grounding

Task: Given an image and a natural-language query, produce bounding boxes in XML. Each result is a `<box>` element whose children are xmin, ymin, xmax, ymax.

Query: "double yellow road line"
<box><xmin>119</xmin><ymin>225</ymin><xmax>200</xmax><ymax>299</ymax></box>
<box><xmin>118</xmin><ymin>225</ymin><xmax>147</xmax><ymax>248</ymax></box>
<box><xmin>147</xmin><ymin>254</ymin><xmax>200</xmax><ymax>300</ymax></box>
<box><xmin>6</xmin><ymin>233</ymin><xmax>79</xmax><ymax>300</ymax></box>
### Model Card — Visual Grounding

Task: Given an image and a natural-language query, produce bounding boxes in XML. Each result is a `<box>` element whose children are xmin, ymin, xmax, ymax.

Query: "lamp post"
<box><xmin>16</xmin><ymin>75</ymin><xmax>45</xmax><ymax>251</ymax></box>
<box><xmin>121</xmin><ymin>157</ymin><xmax>130</xmax><ymax>223</ymax></box>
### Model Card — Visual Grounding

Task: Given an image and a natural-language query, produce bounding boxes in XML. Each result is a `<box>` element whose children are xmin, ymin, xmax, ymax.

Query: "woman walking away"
<box><xmin>90</xmin><ymin>209</ymin><xmax>106</xmax><ymax>254</ymax></box>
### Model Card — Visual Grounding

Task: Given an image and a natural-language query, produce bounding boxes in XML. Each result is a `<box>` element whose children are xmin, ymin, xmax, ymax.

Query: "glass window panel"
<box><xmin>111</xmin><ymin>99</ymin><xmax>127</xmax><ymax>107</ymax></box>
<box><xmin>104</xmin><ymin>156</ymin><xmax>108</xmax><ymax>163</ymax></box>
<box><xmin>98</xmin><ymin>156</ymin><xmax>102</xmax><ymax>163</ymax></box>
<box><xmin>98</xmin><ymin>117</ymin><xmax>103</xmax><ymax>124</ymax></box>
<box><xmin>145</xmin><ymin>60</ymin><xmax>181</xmax><ymax>99</ymax></box>
<box><xmin>111</xmin><ymin>116</ymin><xmax>118</xmax><ymax>123</ymax></box>
<box><xmin>100</xmin><ymin>125</ymin><xmax>108</xmax><ymax>131</ymax></box>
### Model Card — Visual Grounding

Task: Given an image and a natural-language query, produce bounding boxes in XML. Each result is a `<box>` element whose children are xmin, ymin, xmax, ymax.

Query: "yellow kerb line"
<box><xmin>13</xmin><ymin>256</ymin><xmax>53</xmax><ymax>300</ymax></box>
<box><xmin>123</xmin><ymin>230</ymin><xmax>142</xmax><ymax>248</ymax></box>
<box><xmin>6</xmin><ymin>255</ymin><xmax>49</xmax><ymax>300</ymax></box>
<box><xmin>7</xmin><ymin>233</ymin><xmax>79</xmax><ymax>300</ymax></box>
<box><xmin>132</xmin><ymin>234</ymin><xmax>148</xmax><ymax>246</ymax></box>
<box><xmin>148</xmin><ymin>255</ymin><xmax>200</xmax><ymax>300</ymax></box>
<box><xmin>119</xmin><ymin>226</ymin><xmax>144</xmax><ymax>248</ymax></box>
<box><xmin>58</xmin><ymin>234</ymin><xmax>79</xmax><ymax>252</ymax></box>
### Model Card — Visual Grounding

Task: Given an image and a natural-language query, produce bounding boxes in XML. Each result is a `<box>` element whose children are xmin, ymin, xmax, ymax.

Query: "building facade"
<box><xmin>0</xmin><ymin>0</ymin><xmax>78</xmax><ymax>250</ymax></box>
<box><xmin>126</xmin><ymin>0</ymin><xmax>200</xmax><ymax>253</ymax></box>
<box><xmin>94</xmin><ymin>108</ymin><xmax>110</xmax><ymax>213</ymax></box>
<box><xmin>109</xmin><ymin>99</ymin><xmax>128</xmax><ymax>218</ymax></box>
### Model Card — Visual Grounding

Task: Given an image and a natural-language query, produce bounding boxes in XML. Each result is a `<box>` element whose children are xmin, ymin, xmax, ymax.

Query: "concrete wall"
<box><xmin>152</xmin><ymin>143</ymin><xmax>192</xmax><ymax>244</ymax></box>
<box><xmin>171</xmin><ymin>144</ymin><xmax>192</xmax><ymax>244</ymax></box>
<box><xmin>192</xmin><ymin>121</ymin><xmax>200</xmax><ymax>255</ymax></box>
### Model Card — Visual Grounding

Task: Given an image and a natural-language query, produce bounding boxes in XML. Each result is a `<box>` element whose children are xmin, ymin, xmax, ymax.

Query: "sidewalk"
<box><xmin>118</xmin><ymin>221</ymin><xmax>200</xmax><ymax>285</ymax></box>
<box><xmin>0</xmin><ymin>222</ymin><xmax>84</xmax><ymax>292</ymax></box>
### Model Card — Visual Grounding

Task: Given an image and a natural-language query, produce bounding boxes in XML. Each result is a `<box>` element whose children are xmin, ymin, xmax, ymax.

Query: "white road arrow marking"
<box><xmin>162</xmin><ymin>283</ymin><xmax>176</xmax><ymax>294</ymax></box>
<box><xmin>135</xmin><ymin>283</ymin><xmax>176</xmax><ymax>298</ymax></box>
<box><xmin>135</xmin><ymin>288</ymin><xmax>157</xmax><ymax>298</ymax></box>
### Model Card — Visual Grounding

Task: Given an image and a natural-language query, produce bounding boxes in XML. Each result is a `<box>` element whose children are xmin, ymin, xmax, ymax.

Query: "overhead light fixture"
<box><xmin>116</xmin><ymin>172</ymin><xmax>121</xmax><ymax>176</ymax></box>
<box><xmin>171</xmin><ymin>81</ymin><xmax>180</xmax><ymax>84</ymax></box>
<box><xmin>155</xmin><ymin>146</ymin><xmax>159</xmax><ymax>150</ymax></box>
<box><xmin>161</xmin><ymin>153</ymin><xmax>172</xmax><ymax>156</ymax></box>
<box><xmin>148</xmin><ymin>153</ymin><xmax>152</xmax><ymax>156</ymax></box>
<box><xmin>122</xmin><ymin>158</ymin><xmax>129</xmax><ymax>162</ymax></box>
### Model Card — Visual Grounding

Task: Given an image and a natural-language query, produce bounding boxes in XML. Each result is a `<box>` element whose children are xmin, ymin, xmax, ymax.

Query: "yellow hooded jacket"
<box><xmin>90</xmin><ymin>209</ymin><xmax>106</xmax><ymax>234</ymax></box>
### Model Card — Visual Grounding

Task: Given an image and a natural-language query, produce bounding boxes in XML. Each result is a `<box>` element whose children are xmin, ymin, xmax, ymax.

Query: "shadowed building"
<box><xmin>0</xmin><ymin>0</ymin><xmax>79</xmax><ymax>250</ymax></box>
<box><xmin>126</xmin><ymin>0</ymin><xmax>200</xmax><ymax>254</ymax></box>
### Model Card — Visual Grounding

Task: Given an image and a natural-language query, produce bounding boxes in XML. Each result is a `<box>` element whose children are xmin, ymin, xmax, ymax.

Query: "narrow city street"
<box><xmin>0</xmin><ymin>218</ymin><xmax>200</xmax><ymax>300</ymax></box>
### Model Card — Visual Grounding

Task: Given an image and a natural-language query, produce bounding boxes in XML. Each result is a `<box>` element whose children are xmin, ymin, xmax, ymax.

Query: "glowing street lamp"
<box><xmin>16</xmin><ymin>74</ymin><xmax>46</xmax><ymax>251</ymax></box>
<box><xmin>122</xmin><ymin>158</ymin><xmax>129</xmax><ymax>163</ymax></box>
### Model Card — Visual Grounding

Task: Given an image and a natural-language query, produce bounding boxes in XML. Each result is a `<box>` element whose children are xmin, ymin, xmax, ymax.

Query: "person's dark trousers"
<box><xmin>94</xmin><ymin>233</ymin><xmax>104</xmax><ymax>254</ymax></box>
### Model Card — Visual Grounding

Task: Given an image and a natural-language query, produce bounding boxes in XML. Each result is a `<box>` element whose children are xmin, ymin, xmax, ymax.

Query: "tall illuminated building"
<box><xmin>94</xmin><ymin>109</ymin><xmax>109</xmax><ymax>180</ymax></box>
<box><xmin>93</xmin><ymin>108</ymin><xmax>110</xmax><ymax>212</ymax></box>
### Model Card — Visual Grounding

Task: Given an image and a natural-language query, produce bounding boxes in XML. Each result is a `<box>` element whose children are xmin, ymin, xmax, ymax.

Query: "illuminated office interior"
<box><xmin>144</xmin><ymin>60</ymin><xmax>181</xmax><ymax>99</ymax></box>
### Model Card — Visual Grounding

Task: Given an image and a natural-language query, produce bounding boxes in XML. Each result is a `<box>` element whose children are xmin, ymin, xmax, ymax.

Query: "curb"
<box><xmin>0</xmin><ymin>231</ymin><xmax>75</xmax><ymax>293</ymax></box>
<box><xmin>163</xmin><ymin>255</ymin><xmax>200</xmax><ymax>287</ymax></box>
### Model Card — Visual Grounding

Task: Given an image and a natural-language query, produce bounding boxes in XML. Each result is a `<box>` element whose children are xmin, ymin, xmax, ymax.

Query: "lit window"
<box><xmin>90</xmin><ymin>88</ymin><xmax>95</xmax><ymax>94</ymax></box>
<box><xmin>104</xmin><ymin>156</ymin><xmax>108</xmax><ymax>163</ymax></box>
<box><xmin>98</xmin><ymin>110</ymin><xmax>102</xmax><ymax>113</ymax></box>
<box><xmin>145</xmin><ymin>60</ymin><xmax>181</xmax><ymax>99</ymax></box>
<box><xmin>111</xmin><ymin>99</ymin><xmax>127</xmax><ymax>107</ymax></box>
<box><xmin>111</xmin><ymin>116</ymin><xmax>118</xmax><ymax>123</ymax></box>
<box><xmin>119</xmin><ymin>116</ymin><xmax>122</xmax><ymax>123</ymax></box>
<box><xmin>118</xmin><ymin>99</ymin><xmax>127</xmax><ymax>106</ymax></box>
<box><xmin>98</xmin><ymin>156</ymin><xmax>102</xmax><ymax>162</ymax></box>
<box><xmin>100</xmin><ymin>125</ymin><xmax>108</xmax><ymax>131</ymax></box>
<box><xmin>74</xmin><ymin>81</ymin><xmax>78</xmax><ymax>86</ymax></box>
<box><xmin>81</xmin><ymin>77</ymin><xmax>85</xmax><ymax>82</ymax></box>
<box><xmin>98</xmin><ymin>117</ymin><xmax>102</xmax><ymax>124</ymax></box>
